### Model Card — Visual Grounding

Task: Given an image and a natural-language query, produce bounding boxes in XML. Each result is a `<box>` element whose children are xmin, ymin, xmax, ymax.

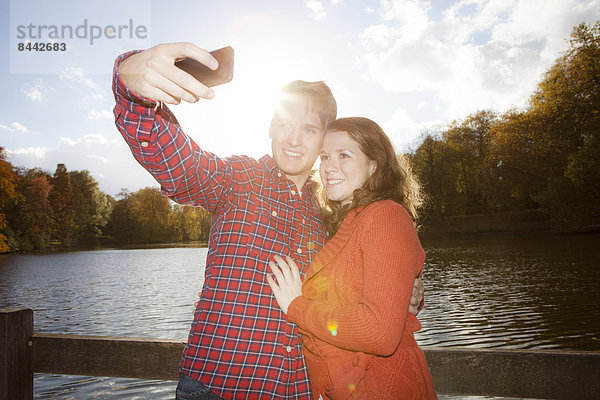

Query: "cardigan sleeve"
<box><xmin>288</xmin><ymin>202</ymin><xmax>424</xmax><ymax>356</ymax></box>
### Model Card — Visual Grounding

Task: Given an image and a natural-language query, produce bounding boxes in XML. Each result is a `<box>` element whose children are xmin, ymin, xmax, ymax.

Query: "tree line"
<box><xmin>409</xmin><ymin>21</ymin><xmax>600</xmax><ymax>231</ymax></box>
<box><xmin>1</xmin><ymin>21</ymin><xmax>598</xmax><ymax>252</ymax></box>
<box><xmin>0</xmin><ymin>157</ymin><xmax>211</xmax><ymax>252</ymax></box>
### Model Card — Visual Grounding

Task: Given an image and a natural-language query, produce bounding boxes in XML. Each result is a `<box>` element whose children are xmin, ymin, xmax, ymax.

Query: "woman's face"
<box><xmin>319</xmin><ymin>130</ymin><xmax>375</xmax><ymax>206</ymax></box>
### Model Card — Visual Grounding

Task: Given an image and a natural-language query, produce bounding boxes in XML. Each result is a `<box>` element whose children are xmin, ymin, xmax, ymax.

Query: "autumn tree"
<box><xmin>171</xmin><ymin>204</ymin><xmax>212</xmax><ymax>242</ymax></box>
<box><xmin>410</xmin><ymin>134</ymin><xmax>455</xmax><ymax>224</ymax></box>
<box><xmin>49</xmin><ymin>164</ymin><xmax>75</xmax><ymax>244</ymax></box>
<box><xmin>107</xmin><ymin>195</ymin><xmax>139</xmax><ymax>244</ymax></box>
<box><xmin>107</xmin><ymin>187</ymin><xmax>180</xmax><ymax>244</ymax></box>
<box><xmin>69</xmin><ymin>170</ymin><xmax>112</xmax><ymax>243</ymax></box>
<box><xmin>6</xmin><ymin>168</ymin><xmax>54</xmax><ymax>250</ymax></box>
<box><xmin>524</xmin><ymin>21</ymin><xmax>600</xmax><ymax>229</ymax></box>
<box><xmin>443</xmin><ymin>110</ymin><xmax>497</xmax><ymax>214</ymax></box>
<box><xmin>0</xmin><ymin>148</ymin><xmax>18</xmax><ymax>252</ymax></box>
<box><xmin>489</xmin><ymin>108</ymin><xmax>545</xmax><ymax>211</ymax></box>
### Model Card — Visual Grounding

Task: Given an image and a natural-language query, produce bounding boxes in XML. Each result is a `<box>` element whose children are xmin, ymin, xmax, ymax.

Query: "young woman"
<box><xmin>267</xmin><ymin>117</ymin><xmax>437</xmax><ymax>399</ymax></box>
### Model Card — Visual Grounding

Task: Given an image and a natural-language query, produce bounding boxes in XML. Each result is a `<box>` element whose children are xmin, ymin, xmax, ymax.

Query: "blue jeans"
<box><xmin>175</xmin><ymin>374</ymin><xmax>223</xmax><ymax>400</ymax></box>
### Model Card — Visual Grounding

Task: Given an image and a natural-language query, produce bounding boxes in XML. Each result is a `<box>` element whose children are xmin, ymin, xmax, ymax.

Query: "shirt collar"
<box><xmin>259</xmin><ymin>154</ymin><xmax>318</xmax><ymax>197</ymax></box>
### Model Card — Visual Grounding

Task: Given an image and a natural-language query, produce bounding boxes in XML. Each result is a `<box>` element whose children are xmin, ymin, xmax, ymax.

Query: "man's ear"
<box><xmin>268</xmin><ymin>119</ymin><xmax>274</xmax><ymax>139</ymax></box>
<box><xmin>269</xmin><ymin>114</ymin><xmax>279</xmax><ymax>139</ymax></box>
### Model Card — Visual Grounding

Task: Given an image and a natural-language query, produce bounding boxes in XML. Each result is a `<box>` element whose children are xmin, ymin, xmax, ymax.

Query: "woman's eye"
<box><xmin>340</xmin><ymin>153</ymin><xmax>350</xmax><ymax>158</ymax></box>
<box><xmin>319</xmin><ymin>154</ymin><xmax>329</xmax><ymax>161</ymax></box>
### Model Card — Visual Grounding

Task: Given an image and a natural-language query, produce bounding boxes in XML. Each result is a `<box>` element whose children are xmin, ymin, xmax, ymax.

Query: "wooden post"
<box><xmin>0</xmin><ymin>308</ymin><xmax>33</xmax><ymax>400</ymax></box>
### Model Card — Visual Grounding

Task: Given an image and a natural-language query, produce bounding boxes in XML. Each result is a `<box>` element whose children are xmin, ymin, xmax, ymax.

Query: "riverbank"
<box><xmin>420</xmin><ymin>210</ymin><xmax>554</xmax><ymax>235</ymax></box>
<box><xmin>0</xmin><ymin>240</ymin><xmax>209</xmax><ymax>255</ymax></box>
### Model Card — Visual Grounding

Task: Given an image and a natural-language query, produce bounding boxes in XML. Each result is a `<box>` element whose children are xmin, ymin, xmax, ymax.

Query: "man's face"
<box><xmin>269</xmin><ymin>98</ymin><xmax>324</xmax><ymax>189</ymax></box>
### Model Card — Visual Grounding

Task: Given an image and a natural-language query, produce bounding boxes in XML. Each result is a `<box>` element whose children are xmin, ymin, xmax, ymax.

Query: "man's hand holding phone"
<box><xmin>118</xmin><ymin>42</ymin><xmax>232</xmax><ymax>105</ymax></box>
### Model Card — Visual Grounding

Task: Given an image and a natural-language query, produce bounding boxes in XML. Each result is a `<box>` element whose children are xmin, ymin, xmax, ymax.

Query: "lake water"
<box><xmin>1</xmin><ymin>233</ymin><xmax>599</xmax><ymax>399</ymax></box>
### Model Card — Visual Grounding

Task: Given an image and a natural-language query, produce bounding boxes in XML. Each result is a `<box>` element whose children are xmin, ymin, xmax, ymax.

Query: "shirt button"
<box><xmin>286</xmin><ymin>345</ymin><xmax>292</xmax><ymax>353</ymax></box>
<box><xmin>297</xmin><ymin>248</ymin><xmax>302</xmax><ymax>254</ymax></box>
<box><xmin>277</xmin><ymin>172</ymin><xmax>282</xmax><ymax>178</ymax></box>
<box><xmin>140</xmin><ymin>141</ymin><xmax>149</xmax><ymax>148</ymax></box>
<box><xmin>272</xmin><ymin>211</ymin><xmax>278</xmax><ymax>217</ymax></box>
<box><xmin>291</xmin><ymin>190</ymin><xmax>296</xmax><ymax>195</ymax></box>
<box><xmin>302</xmin><ymin>218</ymin><xmax>306</xmax><ymax>224</ymax></box>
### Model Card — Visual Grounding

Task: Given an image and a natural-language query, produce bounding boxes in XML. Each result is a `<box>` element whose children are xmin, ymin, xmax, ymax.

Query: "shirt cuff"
<box><xmin>112</xmin><ymin>50</ymin><xmax>159</xmax><ymax>114</ymax></box>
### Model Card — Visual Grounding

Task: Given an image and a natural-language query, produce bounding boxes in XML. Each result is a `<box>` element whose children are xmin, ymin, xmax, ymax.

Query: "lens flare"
<box><xmin>327</xmin><ymin>322</ymin><xmax>338</xmax><ymax>336</ymax></box>
<box><xmin>312</xmin><ymin>275</ymin><xmax>329</xmax><ymax>292</ymax></box>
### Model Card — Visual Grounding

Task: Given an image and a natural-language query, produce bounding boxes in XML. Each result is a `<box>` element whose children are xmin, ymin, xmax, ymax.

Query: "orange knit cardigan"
<box><xmin>287</xmin><ymin>200</ymin><xmax>437</xmax><ymax>400</ymax></box>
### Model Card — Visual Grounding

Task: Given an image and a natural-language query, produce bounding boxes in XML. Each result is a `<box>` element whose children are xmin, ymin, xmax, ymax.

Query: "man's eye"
<box><xmin>319</xmin><ymin>154</ymin><xmax>329</xmax><ymax>161</ymax></box>
<box><xmin>340</xmin><ymin>153</ymin><xmax>350</xmax><ymax>158</ymax></box>
<box><xmin>304</xmin><ymin>127</ymin><xmax>316</xmax><ymax>134</ymax></box>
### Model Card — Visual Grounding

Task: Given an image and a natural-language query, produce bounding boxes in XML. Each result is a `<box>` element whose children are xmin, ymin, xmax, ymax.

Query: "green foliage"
<box><xmin>0</xmin><ymin>148</ymin><xmax>18</xmax><ymax>252</ymax></box>
<box><xmin>171</xmin><ymin>205</ymin><xmax>212</xmax><ymax>242</ymax></box>
<box><xmin>69</xmin><ymin>170</ymin><xmax>112</xmax><ymax>244</ymax></box>
<box><xmin>443</xmin><ymin>110</ymin><xmax>496</xmax><ymax>215</ymax></box>
<box><xmin>7</xmin><ymin>168</ymin><xmax>54</xmax><ymax>251</ymax></box>
<box><xmin>410</xmin><ymin>134</ymin><xmax>454</xmax><ymax>224</ymax></box>
<box><xmin>49</xmin><ymin>163</ymin><xmax>75</xmax><ymax>244</ymax></box>
<box><xmin>105</xmin><ymin>187</ymin><xmax>211</xmax><ymax>245</ymax></box>
<box><xmin>0</xmin><ymin>154</ymin><xmax>213</xmax><ymax>251</ymax></box>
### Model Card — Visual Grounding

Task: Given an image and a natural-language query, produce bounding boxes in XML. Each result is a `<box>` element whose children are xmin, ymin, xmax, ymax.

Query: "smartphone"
<box><xmin>175</xmin><ymin>46</ymin><xmax>234</xmax><ymax>87</ymax></box>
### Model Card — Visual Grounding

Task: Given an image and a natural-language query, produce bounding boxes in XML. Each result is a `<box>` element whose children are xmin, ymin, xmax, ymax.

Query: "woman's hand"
<box><xmin>266</xmin><ymin>255</ymin><xmax>303</xmax><ymax>315</ymax></box>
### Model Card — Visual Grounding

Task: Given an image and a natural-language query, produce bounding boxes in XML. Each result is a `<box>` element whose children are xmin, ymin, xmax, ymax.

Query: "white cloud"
<box><xmin>384</xmin><ymin>108</ymin><xmax>418</xmax><ymax>141</ymax></box>
<box><xmin>59</xmin><ymin>67</ymin><xmax>106</xmax><ymax>101</ymax></box>
<box><xmin>359</xmin><ymin>0</ymin><xmax>600</xmax><ymax>121</ymax></box>
<box><xmin>87</xmin><ymin>154</ymin><xmax>109</xmax><ymax>163</ymax></box>
<box><xmin>11</xmin><ymin>122</ymin><xmax>29</xmax><ymax>133</ymax></box>
<box><xmin>59</xmin><ymin>133</ymin><xmax>112</xmax><ymax>146</ymax></box>
<box><xmin>359</xmin><ymin>24</ymin><xmax>398</xmax><ymax>49</ymax></box>
<box><xmin>22</xmin><ymin>80</ymin><xmax>49</xmax><ymax>103</ymax></box>
<box><xmin>6</xmin><ymin>146</ymin><xmax>49</xmax><ymax>159</ymax></box>
<box><xmin>306</xmin><ymin>0</ymin><xmax>326</xmax><ymax>20</ymax></box>
<box><xmin>60</xmin><ymin>67</ymin><xmax>97</xmax><ymax>89</ymax></box>
<box><xmin>0</xmin><ymin>121</ymin><xmax>29</xmax><ymax>133</ymax></box>
<box><xmin>88</xmin><ymin>109</ymin><xmax>113</xmax><ymax>120</ymax></box>
<box><xmin>379</xmin><ymin>0</ymin><xmax>431</xmax><ymax>40</ymax></box>
<box><xmin>383</xmin><ymin>107</ymin><xmax>445</xmax><ymax>151</ymax></box>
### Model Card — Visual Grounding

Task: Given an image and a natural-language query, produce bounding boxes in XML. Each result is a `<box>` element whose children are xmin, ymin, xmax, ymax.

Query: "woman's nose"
<box><xmin>324</xmin><ymin>159</ymin><xmax>338</xmax><ymax>172</ymax></box>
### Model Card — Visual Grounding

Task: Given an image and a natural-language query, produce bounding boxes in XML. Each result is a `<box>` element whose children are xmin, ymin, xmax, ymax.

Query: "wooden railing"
<box><xmin>2</xmin><ymin>308</ymin><xmax>600</xmax><ymax>400</ymax></box>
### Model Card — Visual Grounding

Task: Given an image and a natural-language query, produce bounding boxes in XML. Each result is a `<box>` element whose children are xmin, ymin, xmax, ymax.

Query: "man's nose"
<box><xmin>286</xmin><ymin>127</ymin><xmax>301</xmax><ymax>146</ymax></box>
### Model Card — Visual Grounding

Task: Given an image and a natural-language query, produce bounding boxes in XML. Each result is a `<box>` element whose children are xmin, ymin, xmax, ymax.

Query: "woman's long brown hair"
<box><xmin>315</xmin><ymin>117</ymin><xmax>424</xmax><ymax>237</ymax></box>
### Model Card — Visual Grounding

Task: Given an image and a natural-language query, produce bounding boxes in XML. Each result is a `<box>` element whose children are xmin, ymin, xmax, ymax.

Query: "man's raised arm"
<box><xmin>113</xmin><ymin>43</ymin><xmax>235</xmax><ymax>211</ymax></box>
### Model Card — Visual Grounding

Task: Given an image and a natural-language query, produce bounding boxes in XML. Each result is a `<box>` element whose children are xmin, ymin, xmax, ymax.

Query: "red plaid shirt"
<box><xmin>113</xmin><ymin>52</ymin><xmax>327</xmax><ymax>399</ymax></box>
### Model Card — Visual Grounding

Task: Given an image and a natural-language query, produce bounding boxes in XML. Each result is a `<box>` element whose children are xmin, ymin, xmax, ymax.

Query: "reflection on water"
<box><xmin>1</xmin><ymin>233</ymin><xmax>599</xmax><ymax>399</ymax></box>
<box><xmin>417</xmin><ymin>233</ymin><xmax>600</xmax><ymax>351</ymax></box>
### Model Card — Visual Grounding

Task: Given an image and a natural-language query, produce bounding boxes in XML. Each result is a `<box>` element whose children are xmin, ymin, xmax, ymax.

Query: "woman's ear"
<box><xmin>369</xmin><ymin>161</ymin><xmax>377</xmax><ymax>176</ymax></box>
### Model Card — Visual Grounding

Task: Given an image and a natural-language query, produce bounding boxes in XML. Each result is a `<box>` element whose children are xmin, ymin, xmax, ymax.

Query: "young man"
<box><xmin>113</xmin><ymin>42</ymin><xmax>424</xmax><ymax>399</ymax></box>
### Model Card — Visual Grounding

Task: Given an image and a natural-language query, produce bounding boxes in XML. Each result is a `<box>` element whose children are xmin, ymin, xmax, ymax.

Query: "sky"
<box><xmin>2</xmin><ymin>0</ymin><xmax>599</xmax><ymax>197</ymax></box>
